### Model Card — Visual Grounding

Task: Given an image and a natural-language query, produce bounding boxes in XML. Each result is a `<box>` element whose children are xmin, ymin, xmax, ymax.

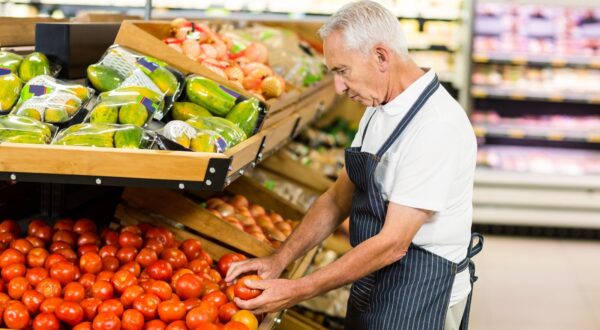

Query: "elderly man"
<box><xmin>226</xmin><ymin>1</ymin><xmax>482</xmax><ymax>329</ymax></box>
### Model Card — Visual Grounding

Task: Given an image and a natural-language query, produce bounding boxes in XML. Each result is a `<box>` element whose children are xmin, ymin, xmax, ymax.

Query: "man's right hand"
<box><xmin>225</xmin><ymin>256</ymin><xmax>286</xmax><ymax>284</ymax></box>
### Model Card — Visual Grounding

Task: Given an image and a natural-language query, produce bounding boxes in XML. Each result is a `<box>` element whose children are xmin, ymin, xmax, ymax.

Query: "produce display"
<box><xmin>52</xmin><ymin>123</ymin><xmax>152</xmax><ymax>149</ymax></box>
<box><xmin>164</xmin><ymin>18</ymin><xmax>287</xmax><ymax>100</ymax></box>
<box><xmin>201</xmin><ymin>194</ymin><xmax>297</xmax><ymax>248</ymax></box>
<box><xmin>1</xmin><ymin>51</ymin><xmax>55</xmax><ymax>112</ymax></box>
<box><xmin>0</xmin><ymin>115</ymin><xmax>55</xmax><ymax>145</ymax></box>
<box><xmin>161</xmin><ymin>118</ymin><xmax>242</xmax><ymax>152</ymax></box>
<box><xmin>86</xmin><ymin>86</ymin><xmax>163</xmax><ymax>128</ymax></box>
<box><xmin>0</xmin><ymin>218</ymin><xmax>262</xmax><ymax>329</ymax></box>
<box><xmin>246</xmin><ymin>168</ymin><xmax>319</xmax><ymax>212</ymax></box>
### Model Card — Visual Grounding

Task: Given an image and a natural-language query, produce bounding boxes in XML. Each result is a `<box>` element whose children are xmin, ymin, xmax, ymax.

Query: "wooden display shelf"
<box><xmin>0</xmin><ymin>17</ymin><xmax>67</xmax><ymax>47</ymax></box>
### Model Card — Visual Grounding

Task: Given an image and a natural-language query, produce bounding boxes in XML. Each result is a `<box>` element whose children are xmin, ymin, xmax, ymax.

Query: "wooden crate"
<box><xmin>0</xmin><ymin>17</ymin><xmax>67</xmax><ymax>47</ymax></box>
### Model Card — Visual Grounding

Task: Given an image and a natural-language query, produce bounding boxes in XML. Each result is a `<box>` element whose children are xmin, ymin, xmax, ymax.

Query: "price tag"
<box><xmin>551</xmin><ymin>58</ymin><xmax>567</xmax><ymax>67</ymax></box>
<box><xmin>509</xmin><ymin>93</ymin><xmax>526</xmax><ymax>100</ymax></box>
<box><xmin>472</xmin><ymin>88</ymin><xmax>487</xmax><ymax>98</ymax></box>
<box><xmin>547</xmin><ymin>132</ymin><xmax>564</xmax><ymax>141</ymax></box>
<box><xmin>590</xmin><ymin>61</ymin><xmax>600</xmax><ymax>69</ymax></box>
<box><xmin>507</xmin><ymin>129</ymin><xmax>525</xmax><ymax>139</ymax></box>
<box><xmin>511</xmin><ymin>56</ymin><xmax>527</xmax><ymax>65</ymax></box>
<box><xmin>473</xmin><ymin>126</ymin><xmax>486</xmax><ymax>137</ymax></box>
<box><xmin>473</xmin><ymin>54</ymin><xmax>489</xmax><ymax>63</ymax></box>
<box><xmin>588</xmin><ymin>134</ymin><xmax>600</xmax><ymax>143</ymax></box>
<box><xmin>548</xmin><ymin>94</ymin><xmax>565</xmax><ymax>102</ymax></box>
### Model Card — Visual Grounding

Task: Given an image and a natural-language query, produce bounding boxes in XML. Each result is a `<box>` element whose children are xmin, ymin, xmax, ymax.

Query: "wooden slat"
<box><xmin>266</xmin><ymin>89</ymin><xmax>301</xmax><ymax>114</ymax></box>
<box><xmin>262</xmin><ymin>103</ymin><xmax>297</xmax><ymax>129</ymax></box>
<box><xmin>122</xmin><ymin>188</ymin><xmax>275</xmax><ymax>257</ymax></box>
<box><xmin>0</xmin><ymin>17</ymin><xmax>67</xmax><ymax>47</ymax></box>
<box><xmin>263</xmin><ymin>115</ymin><xmax>299</xmax><ymax>155</ymax></box>
<box><xmin>260</xmin><ymin>151</ymin><xmax>334</xmax><ymax>193</ymax></box>
<box><xmin>0</xmin><ymin>143</ymin><xmax>225</xmax><ymax>182</ymax></box>
<box><xmin>226</xmin><ymin>132</ymin><xmax>265</xmax><ymax>176</ymax></box>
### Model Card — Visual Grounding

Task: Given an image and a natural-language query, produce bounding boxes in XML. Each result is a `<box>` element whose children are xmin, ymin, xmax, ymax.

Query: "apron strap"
<box><xmin>458</xmin><ymin>233</ymin><xmax>484</xmax><ymax>330</ymax></box>
<box><xmin>457</xmin><ymin>233</ymin><xmax>484</xmax><ymax>273</ymax></box>
<box><xmin>359</xmin><ymin>110</ymin><xmax>377</xmax><ymax>146</ymax></box>
<box><xmin>376</xmin><ymin>74</ymin><xmax>440</xmax><ymax>158</ymax></box>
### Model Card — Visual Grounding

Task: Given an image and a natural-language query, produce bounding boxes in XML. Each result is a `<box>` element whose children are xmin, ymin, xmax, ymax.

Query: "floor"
<box><xmin>470</xmin><ymin>235</ymin><xmax>600</xmax><ymax>330</ymax></box>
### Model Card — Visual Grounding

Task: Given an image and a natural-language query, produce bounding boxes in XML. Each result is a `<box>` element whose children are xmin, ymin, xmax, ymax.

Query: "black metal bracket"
<box><xmin>289</xmin><ymin>117</ymin><xmax>302</xmax><ymax>140</ymax></box>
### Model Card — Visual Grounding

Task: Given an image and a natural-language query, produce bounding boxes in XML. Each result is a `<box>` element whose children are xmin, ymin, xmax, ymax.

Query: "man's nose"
<box><xmin>333</xmin><ymin>75</ymin><xmax>347</xmax><ymax>95</ymax></box>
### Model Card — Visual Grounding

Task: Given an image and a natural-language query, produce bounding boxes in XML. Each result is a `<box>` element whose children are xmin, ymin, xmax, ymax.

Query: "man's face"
<box><xmin>323</xmin><ymin>30</ymin><xmax>385</xmax><ymax>107</ymax></box>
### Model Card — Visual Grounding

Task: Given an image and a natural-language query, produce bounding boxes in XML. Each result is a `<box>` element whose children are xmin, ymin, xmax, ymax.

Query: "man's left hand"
<box><xmin>233</xmin><ymin>278</ymin><xmax>310</xmax><ymax>315</ymax></box>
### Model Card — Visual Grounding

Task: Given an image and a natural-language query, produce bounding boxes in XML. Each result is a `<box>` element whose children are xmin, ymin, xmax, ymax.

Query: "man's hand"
<box><xmin>233</xmin><ymin>278</ymin><xmax>310</xmax><ymax>314</ymax></box>
<box><xmin>225</xmin><ymin>256</ymin><xmax>285</xmax><ymax>284</ymax></box>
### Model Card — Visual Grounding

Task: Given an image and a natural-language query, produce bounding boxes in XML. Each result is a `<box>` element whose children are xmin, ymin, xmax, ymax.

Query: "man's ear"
<box><xmin>374</xmin><ymin>44</ymin><xmax>390</xmax><ymax>72</ymax></box>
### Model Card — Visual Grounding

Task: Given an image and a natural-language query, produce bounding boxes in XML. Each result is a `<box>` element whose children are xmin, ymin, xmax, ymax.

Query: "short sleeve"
<box><xmin>388</xmin><ymin>119</ymin><xmax>460</xmax><ymax>212</ymax></box>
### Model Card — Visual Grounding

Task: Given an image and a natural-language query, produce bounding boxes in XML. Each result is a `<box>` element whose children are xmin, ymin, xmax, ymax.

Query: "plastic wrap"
<box><xmin>160</xmin><ymin>120</ymin><xmax>229</xmax><ymax>153</ymax></box>
<box><xmin>186</xmin><ymin>116</ymin><xmax>246</xmax><ymax>148</ymax></box>
<box><xmin>52</xmin><ymin>123</ymin><xmax>154</xmax><ymax>149</ymax></box>
<box><xmin>86</xmin><ymin>86</ymin><xmax>163</xmax><ymax>128</ymax></box>
<box><xmin>0</xmin><ymin>115</ymin><xmax>56</xmax><ymax>144</ymax></box>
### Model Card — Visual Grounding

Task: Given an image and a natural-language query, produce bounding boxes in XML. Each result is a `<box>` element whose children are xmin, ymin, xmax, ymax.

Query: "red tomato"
<box><xmin>179</xmin><ymin>239</ymin><xmax>203</xmax><ymax>261</ymax></box>
<box><xmin>52</xmin><ymin>230</ymin><xmax>77</xmax><ymax>246</ymax></box>
<box><xmin>78</xmin><ymin>232</ymin><xmax>101</xmax><ymax>247</ymax></box>
<box><xmin>174</xmin><ymin>273</ymin><xmax>203</xmax><ymax>299</ymax></box>
<box><xmin>161</xmin><ymin>248</ymin><xmax>188</xmax><ymax>270</ymax></box>
<box><xmin>0</xmin><ymin>219</ymin><xmax>20</xmax><ymax>235</ymax></box>
<box><xmin>111</xmin><ymin>270</ymin><xmax>137</xmax><ymax>294</ymax></box>
<box><xmin>98</xmin><ymin>299</ymin><xmax>124</xmax><ymax>317</ymax></box>
<box><xmin>218</xmin><ymin>302</ymin><xmax>239</xmax><ymax>323</ymax></box>
<box><xmin>73</xmin><ymin>218</ymin><xmax>96</xmax><ymax>235</ymax></box>
<box><xmin>99</xmin><ymin>245</ymin><xmax>118</xmax><ymax>258</ymax></box>
<box><xmin>102</xmin><ymin>229</ymin><xmax>120</xmax><ymax>246</ymax></box>
<box><xmin>92</xmin><ymin>312</ymin><xmax>121</xmax><ymax>330</ymax></box>
<box><xmin>165</xmin><ymin>320</ymin><xmax>188</xmax><ymax>330</ymax></box>
<box><xmin>32</xmin><ymin>225</ymin><xmax>54</xmax><ymax>243</ymax></box>
<box><xmin>147</xmin><ymin>280</ymin><xmax>172</xmax><ymax>301</ymax></box>
<box><xmin>119</xmin><ymin>232</ymin><xmax>143</xmax><ymax>250</ymax></box>
<box><xmin>120</xmin><ymin>285</ymin><xmax>145</xmax><ymax>308</ymax></box>
<box><xmin>2</xmin><ymin>263</ymin><xmax>26</xmax><ymax>282</ymax></box>
<box><xmin>202</xmin><ymin>282</ymin><xmax>221</xmax><ymax>298</ymax></box>
<box><xmin>79</xmin><ymin>273</ymin><xmax>97</xmax><ymax>289</ymax></box>
<box><xmin>39</xmin><ymin>297</ymin><xmax>63</xmax><ymax>313</ymax></box>
<box><xmin>26</xmin><ymin>236</ymin><xmax>45</xmax><ymax>248</ymax></box>
<box><xmin>54</xmin><ymin>218</ymin><xmax>74</xmax><ymax>231</ymax></box>
<box><xmin>0</xmin><ymin>231</ymin><xmax>17</xmax><ymax>245</ymax></box>
<box><xmin>203</xmin><ymin>291</ymin><xmax>227</xmax><ymax>309</ymax></box>
<box><xmin>145</xmin><ymin>227</ymin><xmax>173</xmax><ymax>247</ymax></box>
<box><xmin>55</xmin><ymin>248</ymin><xmax>78</xmax><ymax>264</ymax></box>
<box><xmin>49</xmin><ymin>260</ymin><xmax>78</xmax><ymax>285</ymax></box>
<box><xmin>120</xmin><ymin>226</ymin><xmax>142</xmax><ymax>236</ymax></box>
<box><xmin>32</xmin><ymin>312</ymin><xmax>60</xmax><ymax>330</ymax></box>
<box><xmin>133</xmin><ymin>293</ymin><xmax>161</xmax><ymax>320</ymax></box>
<box><xmin>117</xmin><ymin>247</ymin><xmax>138</xmax><ymax>264</ymax></box>
<box><xmin>81</xmin><ymin>252</ymin><xmax>103</xmax><ymax>274</ymax></box>
<box><xmin>10</xmin><ymin>239</ymin><xmax>33</xmax><ymax>255</ymax></box>
<box><xmin>44</xmin><ymin>253</ymin><xmax>67</xmax><ymax>269</ymax></box>
<box><xmin>135</xmin><ymin>248</ymin><xmax>158</xmax><ymax>268</ymax></box>
<box><xmin>183</xmin><ymin>298</ymin><xmax>202</xmax><ymax>312</ymax></box>
<box><xmin>3</xmin><ymin>301</ymin><xmax>30</xmax><ymax>329</ymax></box>
<box><xmin>216</xmin><ymin>254</ymin><xmax>246</xmax><ymax>278</ymax></box>
<box><xmin>138</xmin><ymin>223</ymin><xmax>152</xmax><ymax>234</ymax></box>
<box><xmin>203</xmin><ymin>269</ymin><xmax>222</xmax><ymax>284</ymax></box>
<box><xmin>21</xmin><ymin>289</ymin><xmax>44</xmax><ymax>313</ymax></box>
<box><xmin>199</xmin><ymin>251</ymin><xmax>213</xmax><ymax>266</ymax></box>
<box><xmin>0</xmin><ymin>248</ymin><xmax>25</xmax><ymax>268</ymax></box>
<box><xmin>0</xmin><ymin>292</ymin><xmax>9</xmax><ymax>305</ymax></box>
<box><xmin>81</xmin><ymin>297</ymin><xmax>102</xmax><ymax>321</ymax></box>
<box><xmin>97</xmin><ymin>271</ymin><xmax>115</xmax><ymax>282</ymax></box>
<box><xmin>146</xmin><ymin>260</ymin><xmax>173</xmax><ymax>281</ymax></box>
<box><xmin>191</xmin><ymin>322</ymin><xmax>218</xmax><ymax>330</ymax></box>
<box><xmin>144</xmin><ymin>238</ymin><xmax>165</xmax><ymax>255</ymax></box>
<box><xmin>8</xmin><ymin>277</ymin><xmax>31</xmax><ymax>299</ymax></box>
<box><xmin>27</xmin><ymin>248</ymin><xmax>49</xmax><ymax>268</ymax></box>
<box><xmin>233</xmin><ymin>275</ymin><xmax>262</xmax><ymax>300</ymax></box>
<box><xmin>119</xmin><ymin>262</ymin><xmax>141</xmax><ymax>277</ymax></box>
<box><xmin>56</xmin><ymin>300</ymin><xmax>84</xmax><ymax>326</ymax></box>
<box><xmin>102</xmin><ymin>256</ymin><xmax>120</xmax><ymax>272</ymax></box>
<box><xmin>122</xmin><ymin>309</ymin><xmax>144</xmax><ymax>330</ymax></box>
<box><xmin>91</xmin><ymin>280</ymin><xmax>114</xmax><ymax>300</ymax></box>
<box><xmin>63</xmin><ymin>282</ymin><xmax>86</xmax><ymax>302</ymax></box>
<box><xmin>27</xmin><ymin>219</ymin><xmax>46</xmax><ymax>235</ymax></box>
<box><xmin>50</xmin><ymin>241</ymin><xmax>71</xmax><ymax>253</ymax></box>
<box><xmin>185</xmin><ymin>301</ymin><xmax>218</xmax><ymax>328</ymax></box>
<box><xmin>188</xmin><ymin>258</ymin><xmax>210</xmax><ymax>275</ymax></box>
<box><xmin>74</xmin><ymin>322</ymin><xmax>93</xmax><ymax>330</ymax></box>
<box><xmin>157</xmin><ymin>300</ymin><xmax>186</xmax><ymax>323</ymax></box>
<box><xmin>171</xmin><ymin>269</ymin><xmax>194</xmax><ymax>288</ymax></box>
<box><xmin>144</xmin><ymin>319</ymin><xmax>167</xmax><ymax>330</ymax></box>
<box><xmin>223</xmin><ymin>321</ymin><xmax>248</xmax><ymax>330</ymax></box>
<box><xmin>78</xmin><ymin>244</ymin><xmax>100</xmax><ymax>256</ymax></box>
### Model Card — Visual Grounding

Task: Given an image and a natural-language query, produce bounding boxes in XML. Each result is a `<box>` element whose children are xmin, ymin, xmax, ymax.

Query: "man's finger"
<box><xmin>233</xmin><ymin>296</ymin><xmax>264</xmax><ymax>310</ymax></box>
<box><xmin>245</xmin><ymin>279</ymin><xmax>272</xmax><ymax>290</ymax></box>
<box><xmin>225</xmin><ymin>260</ymin><xmax>254</xmax><ymax>282</ymax></box>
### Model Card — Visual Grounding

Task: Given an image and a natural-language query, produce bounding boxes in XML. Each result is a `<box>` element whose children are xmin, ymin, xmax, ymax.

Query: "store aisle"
<box><xmin>470</xmin><ymin>235</ymin><xmax>600</xmax><ymax>330</ymax></box>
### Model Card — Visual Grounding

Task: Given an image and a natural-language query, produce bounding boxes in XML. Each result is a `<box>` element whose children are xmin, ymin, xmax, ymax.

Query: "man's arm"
<box><xmin>234</xmin><ymin>202</ymin><xmax>430</xmax><ymax>314</ymax></box>
<box><xmin>225</xmin><ymin>168</ymin><xmax>355</xmax><ymax>282</ymax></box>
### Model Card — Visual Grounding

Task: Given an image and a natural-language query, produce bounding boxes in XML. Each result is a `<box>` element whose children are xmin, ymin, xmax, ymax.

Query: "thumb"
<box><xmin>246</xmin><ymin>279</ymin><xmax>272</xmax><ymax>290</ymax></box>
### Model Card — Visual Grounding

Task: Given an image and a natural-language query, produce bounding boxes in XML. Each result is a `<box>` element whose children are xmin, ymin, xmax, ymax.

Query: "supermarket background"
<box><xmin>1</xmin><ymin>0</ymin><xmax>600</xmax><ymax>329</ymax></box>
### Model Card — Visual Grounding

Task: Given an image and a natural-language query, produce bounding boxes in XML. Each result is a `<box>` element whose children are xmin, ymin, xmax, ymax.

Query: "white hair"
<box><xmin>318</xmin><ymin>0</ymin><xmax>409</xmax><ymax>56</ymax></box>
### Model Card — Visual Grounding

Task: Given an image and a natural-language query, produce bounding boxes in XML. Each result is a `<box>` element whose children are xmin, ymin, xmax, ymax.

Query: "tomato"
<box><xmin>144</xmin><ymin>238</ymin><xmax>165</xmax><ymax>255</ymax></box>
<box><xmin>81</xmin><ymin>297</ymin><xmax>102</xmax><ymax>321</ymax></box>
<box><xmin>40</xmin><ymin>297</ymin><xmax>63</xmax><ymax>313</ymax></box>
<box><xmin>91</xmin><ymin>280</ymin><xmax>114</xmax><ymax>300</ymax></box>
<box><xmin>111</xmin><ymin>270</ymin><xmax>137</xmax><ymax>294</ymax></box>
<box><xmin>185</xmin><ymin>302</ymin><xmax>218</xmax><ymax>328</ymax></box>
<box><xmin>147</xmin><ymin>260</ymin><xmax>173</xmax><ymax>281</ymax></box>
<box><xmin>231</xmin><ymin>311</ymin><xmax>257</xmax><ymax>330</ymax></box>
<box><xmin>78</xmin><ymin>244</ymin><xmax>100</xmax><ymax>257</ymax></box>
<box><xmin>0</xmin><ymin>232</ymin><xmax>17</xmax><ymax>245</ymax></box>
<box><xmin>78</xmin><ymin>232</ymin><xmax>102</xmax><ymax>247</ymax></box>
<box><xmin>3</xmin><ymin>301</ymin><xmax>30</xmax><ymax>329</ymax></box>
<box><xmin>92</xmin><ymin>312</ymin><xmax>121</xmax><ymax>330</ymax></box>
<box><xmin>50</xmin><ymin>241</ymin><xmax>70</xmax><ymax>253</ymax></box>
<box><xmin>203</xmin><ymin>269</ymin><xmax>222</xmax><ymax>284</ymax></box>
<box><xmin>56</xmin><ymin>248</ymin><xmax>78</xmax><ymax>264</ymax></box>
<box><xmin>165</xmin><ymin>320</ymin><xmax>188</xmax><ymax>330</ymax></box>
<box><xmin>135</xmin><ymin>248</ymin><xmax>158</xmax><ymax>268</ymax></box>
<box><xmin>99</xmin><ymin>245</ymin><xmax>118</xmax><ymax>258</ymax></box>
<box><xmin>98</xmin><ymin>299</ymin><xmax>124</xmax><ymax>317</ymax></box>
<box><xmin>120</xmin><ymin>285</ymin><xmax>145</xmax><ymax>308</ymax></box>
<box><xmin>183</xmin><ymin>298</ymin><xmax>202</xmax><ymax>312</ymax></box>
<box><xmin>54</xmin><ymin>218</ymin><xmax>74</xmax><ymax>231</ymax></box>
<box><xmin>174</xmin><ymin>273</ymin><xmax>203</xmax><ymax>299</ymax></box>
<box><xmin>223</xmin><ymin>321</ymin><xmax>249</xmax><ymax>330</ymax></box>
<box><xmin>0</xmin><ymin>248</ymin><xmax>25</xmax><ymax>268</ymax></box>
<box><xmin>63</xmin><ymin>282</ymin><xmax>86</xmax><ymax>302</ymax></box>
<box><xmin>0</xmin><ymin>292</ymin><xmax>9</xmax><ymax>304</ymax></box>
<box><xmin>202</xmin><ymin>282</ymin><xmax>221</xmax><ymax>298</ymax></box>
<box><xmin>157</xmin><ymin>300</ymin><xmax>186</xmax><ymax>323</ymax></box>
<box><xmin>97</xmin><ymin>270</ymin><xmax>115</xmax><ymax>283</ymax></box>
<box><xmin>8</xmin><ymin>277</ymin><xmax>31</xmax><ymax>299</ymax></box>
<box><xmin>32</xmin><ymin>225</ymin><xmax>54</xmax><ymax>243</ymax></box>
<box><xmin>52</xmin><ymin>230</ymin><xmax>77</xmax><ymax>247</ymax></box>
<box><xmin>26</xmin><ymin>236</ymin><xmax>45</xmax><ymax>248</ymax></box>
<box><xmin>101</xmin><ymin>229</ymin><xmax>120</xmax><ymax>246</ymax></box>
<box><xmin>144</xmin><ymin>319</ymin><xmax>167</xmax><ymax>330</ymax></box>
<box><xmin>147</xmin><ymin>280</ymin><xmax>172</xmax><ymax>301</ymax></box>
<box><xmin>122</xmin><ymin>309</ymin><xmax>145</xmax><ymax>330</ymax></box>
<box><xmin>145</xmin><ymin>227</ymin><xmax>173</xmax><ymax>247</ymax></box>
<box><xmin>0</xmin><ymin>219</ymin><xmax>20</xmax><ymax>235</ymax></box>
<box><xmin>216</xmin><ymin>254</ymin><xmax>246</xmax><ymax>278</ymax></box>
<box><xmin>179</xmin><ymin>239</ymin><xmax>203</xmax><ymax>261</ymax></box>
<box><xmin>28</xmin><ymin>219</ymin><xmax>46</xmax><ymax>235</ymax></box>
<box><xmin>161</xmin><ymin>248</ymin><xmax>188</xmax><ymax>270</ymax></box>
<box><xmin>79</xmin><ymin>273</ymin><xmax>97</xmax><ymax>289</ymax></box>
<box><xmin>27</xmin><ymin>248</ymin><xmax>49</xmax><ymax>268</ymax></box>
<box><xmin>203</xmin><ymin>291</ymin><xmax>227</xmax><ymax>309</ymax></box>
<box><xmin>119</xmin><ymin>232</ymin><xmax>143</xmax><ymax>250</ymax></box>
<box><xmin>120</xmin><ymin>226</ymin><xmax>142</xmax><ymax>236</ymax></box>
<box><xmin>188</xmin><ymin>258</ymin><xmax>210</xmax><ymax>275</ymax></box>
<box><xmin>218</xmin><ymin>302</ymin><xmax>239</xmax><ymax>323</ymax></box>
<box><xmin>50</xmin><ymin>260</ymin><xmax>78</xmax><ymax>285</ymax></box>
<box><xmin>102</xmin><ymin>256</ymin><xmax>120</xmax><ymax>272</ymax></box>
<box><xmin>233</xmin><ymin>275</ymin><xmax>262</xmax><ymax>300</ymax></box>
<box><xmin>80</xmin><ymin>252</ymin><xmax>103</xmax><ymax>274</ymax></box>
<box><xmin>117</xmin><ymin>247</ymin><xmax>138</xmax><ymax>264</ymax></box>
<box><xmin>10</xmin><ymin>239</ymin><xmax>33</xmax><ymax>255</ymax></box>
<box><xmin>32</xmin><ymin>312</ymin><xmax>60</xmax><ymax>330</ymax></box>
<box><xmin>73</xmin><ymin>218</ymin><xmax>96</xmax><ymax>235</ymax></box>
<box><xmin>21</xmin><ymin>289</ymin><xmax>43</xmax><ymax>314</ymax></box>
<box><xmin>190</xmin><ymin>322</ymin><xmax>218</xmax><ymax>330</ymax></box>
<box><xmin>119</xmin><ymin>262</ymin><xmax>141</xmax><ymax>277</ymax></box>
<box><xmin>74</xmin><ymin>322</ymin><xmax>93</xmax><ymax>330</ymax></box>
<box><xmin>133</xmin><ymin>293</ymin><xmax>161</xmax><ymax>320</ymax></box>
<box><xmin>2</xmin><ymin>263</ymin><xmax>26</xmax><ymax>282</ymax></box>
<box><xmin>56</xmin><ymin>300</ymin><xmax>84</xmax><ymax>326</ymax></box>
<box><xmin>171</xmin><ymin>269</ymin><xmax>194</xmax><ymax>288</ymax></box>
<box><xmin>199</xmin><ymin>251</ymin><xmax>213</xmax><ymax>266</ymax></box>
<box><xmin>44</xmin><ymin>253</ymin><xmax>67</xmax><ymax>269</ymax></box>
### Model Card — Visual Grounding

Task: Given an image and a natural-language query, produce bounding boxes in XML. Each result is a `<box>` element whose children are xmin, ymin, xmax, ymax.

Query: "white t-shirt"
<box><xmin>350</xmin><ymin>70</ymin><xmax>477</xmax><ymax>306</ymax></box>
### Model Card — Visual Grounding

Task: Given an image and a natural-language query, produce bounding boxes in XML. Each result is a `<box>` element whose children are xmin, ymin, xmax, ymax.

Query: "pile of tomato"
<box><xmin>0</xmin><ymin>218</ymin><xmax>262</xmax><ymax>330</ymax></box>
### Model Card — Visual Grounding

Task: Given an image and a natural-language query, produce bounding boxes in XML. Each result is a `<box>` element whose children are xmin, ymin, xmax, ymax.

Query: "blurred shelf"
<box><xmin>471</xmin><ymin>85</ymin><xmax>600</xmax><ymax>105</ymax></box>
<box><xmin>473</xmin><ymin>53</ymin><xmax>600</xmax><ymax>69</ymax></box>
<box><xmin>473</xmin><ymin>124</ymin><xmax>600</xmax><ymax>144</ymax></box>
<box><xmin>409</xmin><ymin>45</ymin><xmax>457</xmax><ymax>52</ymax></box>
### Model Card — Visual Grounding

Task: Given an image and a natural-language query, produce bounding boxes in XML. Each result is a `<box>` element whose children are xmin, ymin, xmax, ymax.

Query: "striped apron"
<box><xmin>344</xmin><ymin>75</ymin><xmax>483</xmax><ymax>330</ymax></box>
